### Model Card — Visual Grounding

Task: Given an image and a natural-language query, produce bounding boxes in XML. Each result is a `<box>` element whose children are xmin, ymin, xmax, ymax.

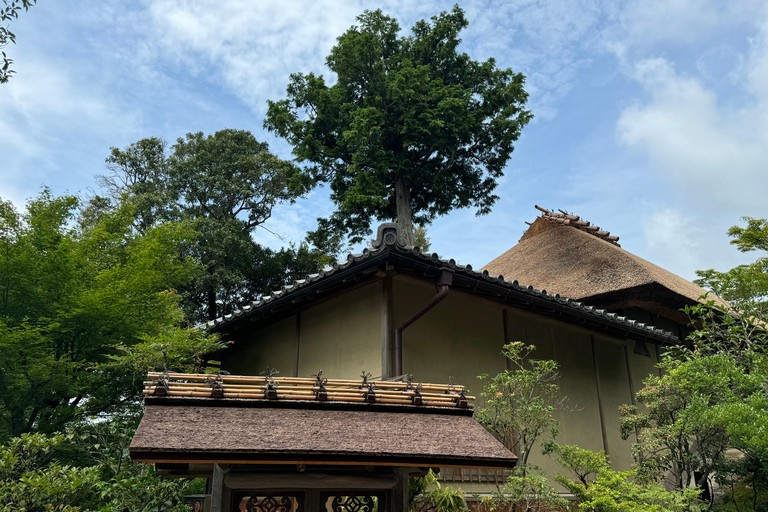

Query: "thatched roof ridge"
<box><xmin>129</xmin><ymin>400</ymin><xmax>517</xmax><ymax>468</ymax></box>
<box><xmin>483</xmin><ymin>213</ymin><xmax>726</xmax><ymax>315</ymax></box>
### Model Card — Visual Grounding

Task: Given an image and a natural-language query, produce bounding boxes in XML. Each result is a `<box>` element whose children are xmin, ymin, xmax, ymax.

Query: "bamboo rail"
<box><xmin>145</xmin><ymin>372</ymin><xmax>465</xmax><ymax>392</ymax></box>
<box><xmin>143</xmin><ymin>371</ymin><xmax>473</xmax><ymax>409</ymax></box>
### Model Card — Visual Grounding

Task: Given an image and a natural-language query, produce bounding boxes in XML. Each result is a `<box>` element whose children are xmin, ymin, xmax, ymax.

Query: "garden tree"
<box><xmin>619</xmin><ymin>350</ymin><xmax>732</xmax><ymax>492</ymax></box>
<box><xmin>476</xmin><ymin>342</ymin><xmax>565</xmax><ymax>474</ymax></box>
<box><xmin>695</xmin><ymin>217</ymin><xmax>768</xmax><ymax>312</ymax></box>
<box><xmin>543</xmin><ymin>444</ymin><xmax>701</xmax><ymax>512</ymax></box>
<box><xmin>265</xmin><ymin>6</ymin><xmax>532</xmax><ymax>245</ymax></box>
<box><xmin>545</xmin><ymin>443</ymin><xmax>609</xmax><ymax>487</ymax></box>
<box><xmin>0</xmin><ymin>190</ymin><xmax>215</xmax><ymax>437</ymax></box>
<box><xmin>0</xmin><ymin>433</ymin><xmax>99</xmax><ymax>511</ymax></box>
<box><xmin>94</xmin><ymin>136</ymin><xmax>175</xmax><ymax>234</ymax></box>
<box><xmin>620</xmin><ymin>299</ymin><xmax>768</xmax><ymax>510</ymax></box>
<box><xmin>170</xmin><ymin>130</ymin><xmax>296</xmax><ymax>320</ymax></box>
<box><xmin>414</xmin><ymin>225</ymin><xmax>431</xmax><ymax>253</ymax></box>
<box><xmin>491</xmin><ymin>466</ymin><xmax>569</xmax><ymax>512</ymax></box>
<box><xmin>0</xmin><ymin>0</ymin><xmax>35</xmax><ymax>84</ymax></box>
<box><xmin>92</xmin><ymin>131</ymin><xmax>327</xmax><ymax>322</ymax></box>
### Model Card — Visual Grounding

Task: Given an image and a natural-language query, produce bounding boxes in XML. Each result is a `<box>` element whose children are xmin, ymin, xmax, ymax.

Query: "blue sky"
<box><xmin>2</xmin><ymin>0</ymin><xmax>766</xmax><ymax>283</ymax></box>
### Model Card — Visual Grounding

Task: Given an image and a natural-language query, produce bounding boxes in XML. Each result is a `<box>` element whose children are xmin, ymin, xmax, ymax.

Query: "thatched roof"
<box><xmin>129</xmin><ymin>397</ymin><xmax>517</xmax><ymax>469</ymax></box>
<box><xmin>483</xmin><ymin>209</ymin><xmax>726</xmax><ymax>322</ymax></box>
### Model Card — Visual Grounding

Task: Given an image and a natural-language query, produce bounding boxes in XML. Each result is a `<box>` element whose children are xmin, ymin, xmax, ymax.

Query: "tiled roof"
<box><xmin>206</xmin><ymin>223</ymin><xmax>677</xmax><ymax>342</ymax></box>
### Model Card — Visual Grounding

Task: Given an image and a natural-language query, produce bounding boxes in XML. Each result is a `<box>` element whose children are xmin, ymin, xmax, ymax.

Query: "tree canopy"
<box><xmin>90</xmin><ymin>129</ymin><xmax>326</xmax><ymax>322</ymax></box>
<box><xmin>0</xmin><ymin>190</ymin><xmax>212</xmax><ymax>437</ymax></box>
<box><xmin>695</xmin><ymin>217</ymin><xmax>768</xmax><ymax>313</ymax></box>
<box><xmin>265</xmin><ymin>6</ymin><xmax>532</xmax><ymax>245</ymax></box>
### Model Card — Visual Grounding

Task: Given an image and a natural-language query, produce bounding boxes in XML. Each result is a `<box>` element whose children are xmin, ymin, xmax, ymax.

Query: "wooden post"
<box><xmin>210</xmin><ymin>464</ymin><xmax>225</xmax><ymax>512</ymax></box>
<box><xmin>392</xmin><ymin>468</ymin><xmax>410</xmax><ymax>512</ymax></box>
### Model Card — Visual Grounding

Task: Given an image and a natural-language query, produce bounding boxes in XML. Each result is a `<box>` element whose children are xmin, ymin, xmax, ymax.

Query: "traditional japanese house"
<box><xmin>195</xmin><ymin>220</ymin><xmax>692</xmax><ymax>489</ymax></box>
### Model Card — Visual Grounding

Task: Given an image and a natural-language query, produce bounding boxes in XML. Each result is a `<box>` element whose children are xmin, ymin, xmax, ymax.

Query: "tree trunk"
<box><xmin>395</xmin><ymin>177</ymin><xmax>415</xmax><ymax>246</ymax></box>
<box><xmin>207</xmin><ymin>288</ymin><xmax>218</xmax><ymax>321</ymax></box>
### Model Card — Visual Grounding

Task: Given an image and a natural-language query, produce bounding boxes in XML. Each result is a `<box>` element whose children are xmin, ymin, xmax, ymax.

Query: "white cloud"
<box><xmin>641</xmin><ymin>206</ymin><xmax>706</xmax><ymax>278</ymax></box>
<box><xmin>142</xmin><ymin>0</ymin><xmax>605</xmax><ymax>121</ymax></box>
<box><xmin>601</xmin><ymin>0</ymin><xmax>763</xmax><ymax>57</ymax></box>
<box><xmin>640</xmin><ymin>204</ymin><xmax>757</xmax><ymax>281</ymax></box>
<box><xmin>145</xmin><ymin>0</ymin><xmax>371</xmax><ymax>112</ymax></box>
<box><xmin>617</xmin><ymin>49</ymin><xmax>768</xmax><ymax>213</ymax></box>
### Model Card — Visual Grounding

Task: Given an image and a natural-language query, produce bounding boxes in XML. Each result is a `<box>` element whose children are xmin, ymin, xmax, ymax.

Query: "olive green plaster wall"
<box><xmin>222</xmin><ymin>315</ymin><xmax>299</xmax><ymax>376</ymax></box>
<box><xmin>221</xmin><ymin>281</ymin><xmax>383</xmax><ymax>379</ymax></box>
<box><xmin>296</xmin><ymin>282</ymin><xmax>383</xmax><ymax>380</ymax></box>
<box><xmin>505</xmin><ymin>312</ymin><xmax>604</xmax><ymax>475</ymax></box>
<box><xmin>390</xmin><ymin>277</ymin><xmax>654</xmax><ymax>476</ymax></box>
<box><xmin>393</xmin><ymin>275</ymin><xmax>507</xmax><ymax>395</ymax></box>
<box><xmin>592</xmin><ymin>335</ymin><xmax>635</xmax><ymax>471</ymax></box>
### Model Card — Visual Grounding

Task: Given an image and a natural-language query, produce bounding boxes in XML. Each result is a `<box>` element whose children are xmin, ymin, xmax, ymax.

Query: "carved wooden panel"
<box><xmin>320</xmin><ymin>491</ymin><xmax>387</xmax><ymax>512</ymax></box>
<box><xmin>232</xmin><ymin>492</ymin><xmax>303</xmax><ymax>512</ymax></box>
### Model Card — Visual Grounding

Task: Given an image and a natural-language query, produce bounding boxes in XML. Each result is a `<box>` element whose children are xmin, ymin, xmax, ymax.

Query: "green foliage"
<box><xmin>0</xmin><ymin>428</ymin><xmax>203</xmax><ymax>512</ymax></box>
<box><xmin>695</xmin><ymin>217</ymin><xmax>768</xmax><ymax>312</ymax></box>
<box><xmin>619</xmin><ymin>351</ymin><xmax>734</xmax><ymax>489</ymax></box>
<box><xmin>0</xmin><ymin>190</ymin><xmax>202</xmax><ymax>437</ymax></box>
<box><xmin>547</xmin><ymin>444</ymin><xmax>701</xmax><ymax>512</ymax></box>
<box><xmin>266</xmin><ymin>6</ymin><xmax>532</xmax><ymax>244</ymax></box>
<box><xmin>493</xmin><ymin>466</ymin><xmax>568</xmax><ymax>512</ymax></box>
<box><xmin>545</xmin><ymin>443</ymin><xmax>609</xmax><ymax>487</ymax></box>
<box><xmin>621</xmin><ymin>298</ymin><xmax>768</xmax><ymax>510</ymax></box>
<box><xmin>92</xmin><ymin>131</ymin><xmax>329</xmax><ymax>321</ymax></box>
<box><xmin>410</xmin><ymin>470</ymin><xmax>467</xmax><ymax>512</ymax></box>
<box><xmin>556</xmin><ymin>467</ymin><xmax>701</xmax><ymax>512</ymax></box>
<box><xmin>0</xmin><ymin>0</ymin><xmax>35</xmax><ymax>84</ymax></box>
<box><xmin>108</xmin><ymin>327</ymin><xmax>225</xmax><ymax>374</ymax></box>
<box><xmin>476</xmin><ymin>342</ymin><xmax>563</xmax><ymax>469</ymax></box>
<box><xmin>0</xmin><ymin>433</ymin><xmax>100</xmax><ymax>511</ymax></box>
<box><xmin>414</xmin><ymin>225</ymin><xmax>431</xmax><ymax>253</ymax></box>
<box><xmin>711</xmin><ymin>476</ymin><xmax>768</xmax><ymax>512</ymax></box>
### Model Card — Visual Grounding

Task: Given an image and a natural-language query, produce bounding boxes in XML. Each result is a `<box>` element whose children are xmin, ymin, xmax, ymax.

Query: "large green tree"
<box><xmin>0</xmin><ymin>190</ymin><xmax>206</xmax><ymax>437</ymax></box>
<box><xmin>265</xmin><ymin>6</ymin><xmax>532</xmax><ymax>245</ymax></box>
<box><xmin>91</xmin><ymin>130</ymin><xmax>325</xmax><ymax>322</ymax></box>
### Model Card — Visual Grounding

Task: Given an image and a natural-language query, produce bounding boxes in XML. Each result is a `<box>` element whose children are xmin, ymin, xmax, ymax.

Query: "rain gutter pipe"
<box><xmin>394</xmin><ymin>269</ymin><xmax>453</xmax><ymax>377</ymax></box>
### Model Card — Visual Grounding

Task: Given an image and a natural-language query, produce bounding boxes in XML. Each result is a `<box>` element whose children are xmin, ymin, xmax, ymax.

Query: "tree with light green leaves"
<box><xmin>551</xmin><ymin>445</ymin><xmax>701</xmax><ymax>512</ymax></box>
<box><xmin>476</xmin><ymin>342</ymin><xmax>564</xmax><ymax>473</ymax></box>
<box><xmin>0</xmin><ymin>190</ymin><xmax>218</xmax><ymax>437</ymax></box>
<box><xmin>265</xmin><ymin>6</ymin><xmax>532</xmax><ymax>245</ymax></box>
<box><xmin>695</xmin><ymin>217</ymin><xmax>768</xmax><ymax>314</ymax></box>
<box><xmin>620</xmin><ymin>297</ymin><xmax>768</xmax><ymax>510</ymax></box>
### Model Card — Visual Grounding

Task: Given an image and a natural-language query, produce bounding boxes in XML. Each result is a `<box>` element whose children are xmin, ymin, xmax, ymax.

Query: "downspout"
<box><xmin>394</xmin><ymin>269</ymin><xmax>454</xmax><ymax>377</ymax></box>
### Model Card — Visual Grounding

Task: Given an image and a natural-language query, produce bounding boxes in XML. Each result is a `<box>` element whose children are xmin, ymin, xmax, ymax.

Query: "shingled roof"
<box><xmin>130</xmin><ymin>372</ymin><xmax>516</xmax><ymax>469</ymax></box>
<box><xmin>206</xmin><ymin>223</ymin><xmax>677</xmax><ymax>343</ymax></box>
<box><xmin>483</xmin><ymin>207</ymin><xmax>727</xmax><ymax>322</ymax></box>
